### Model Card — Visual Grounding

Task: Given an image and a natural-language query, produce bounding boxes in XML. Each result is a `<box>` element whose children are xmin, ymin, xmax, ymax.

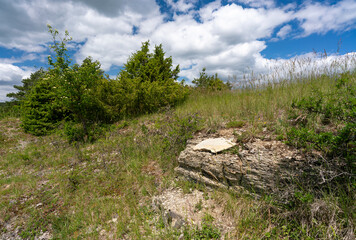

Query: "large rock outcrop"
<box><xmin>175</xmin><ymin>130</ymin><xmax>316</xmax><ymax>194</ymax></box>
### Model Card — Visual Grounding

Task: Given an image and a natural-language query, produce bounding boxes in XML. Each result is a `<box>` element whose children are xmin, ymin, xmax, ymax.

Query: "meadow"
<box><xmin>0</xmin><ymin>54</ymin><xmax>355</xmax><ymax>239</ymax></box>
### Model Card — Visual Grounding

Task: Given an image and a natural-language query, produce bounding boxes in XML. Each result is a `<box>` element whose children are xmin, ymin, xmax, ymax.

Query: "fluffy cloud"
<box><xmin>208</xmin><ymin>4</ymin><xmax>291</xmax><ymax>42</ymax></box>
<box><xmin>0</xmin><ymin>0</ymin><xmax>159</xmax><ymax>51</ymax></box>
<box><xmin>76</xmin><ymin>0</ymin><xmax>291</xmax><ymax>74</ymax></box>
<box><xmin>295</xmin><ymin>0</ymin><xmax>356</xmax><ymax>36</ymax></box>
<box><xmin>76</xmin><ymin>34</ymin><xmax>147</xmax><ymax>71</ymax></box>
<box><xmin>75</xmin><ymin>0</ymin><xmax>158</xmax><ymax>16</ymax></box>
<box><xmin>147</xmin><ymin>2</ymin><xmax>291</xmax><ymax>79</ymax></box>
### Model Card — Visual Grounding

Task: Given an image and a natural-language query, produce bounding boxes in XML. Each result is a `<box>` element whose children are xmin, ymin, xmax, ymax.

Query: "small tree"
<box><xmin>21</xmin><ymin>76</ymin><xmax>65</xmax><ymax>136</ymax></box>
<box><xmin>193</xmin><ymin>68</ymin><xmax>231</xmax><ymax>91</ymax></box>
<box><xmin>116</xmin><ymin>41</ymin><xmax>188</xmax><ymax>116</ymax></box>
<box><xmin>58</xmin><ymin>57</ymin><xmax>108</xmax><ymax>134</ymax></box>
<box><xmin>20</xmin><ymin>25</ymin><xmax>72</xmax><ymax>136</ymax></box>
<box><xmin>46</xmin><ymin>25</ymin><xmax>110</xmax><ymax>138</ymax></box>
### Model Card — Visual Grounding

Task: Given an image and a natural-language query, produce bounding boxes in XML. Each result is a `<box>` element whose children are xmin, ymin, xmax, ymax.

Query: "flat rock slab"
<box><xmin>193</xmin><ymin>138</ymin><xmax>236</xmax><ymax>153</ymax></box>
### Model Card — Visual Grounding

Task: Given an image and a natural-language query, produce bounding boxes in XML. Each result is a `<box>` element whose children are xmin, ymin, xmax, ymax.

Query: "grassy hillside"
<box><xmin>0</xmin><ymin>69</ymin><xmax>355</xmax><ymax>239</ymax></box>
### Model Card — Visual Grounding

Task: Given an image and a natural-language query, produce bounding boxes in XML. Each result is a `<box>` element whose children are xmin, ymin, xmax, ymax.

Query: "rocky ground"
<box><xmin>0</xmin><ymin>123</ymin><xmax>331</xmax><ymax>240</ymax></box>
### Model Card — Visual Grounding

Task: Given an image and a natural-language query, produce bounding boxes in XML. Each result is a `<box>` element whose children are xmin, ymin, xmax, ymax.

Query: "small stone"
<box><xmin>36</xmin><ymin>203</ymin><xmax>43</xmax><ymax>208</ymax></box>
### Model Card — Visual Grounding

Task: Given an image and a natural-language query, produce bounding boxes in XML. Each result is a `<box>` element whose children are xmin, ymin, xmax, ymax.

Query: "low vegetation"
<box><xmin>0</xmin><ymin>27</ymin><xmax>355</xmax><ymax>239</ymax></box>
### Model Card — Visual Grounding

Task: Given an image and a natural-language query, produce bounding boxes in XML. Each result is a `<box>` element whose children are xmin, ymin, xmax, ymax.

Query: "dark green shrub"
<box><xmin>63</xmin><ymin>122</ymin><xmax>105</xmax><ymax>143</ymax></box>
<box><xmin>47</xmin><ymin>26</ymin><xmax>112</xmax><ymax>138</ymax></box>
<box><xmin>113</xmin><ymin>41</ymin><xmax>189</xmax><ymax>117</ymax></box>
<box><xmin>20</xmin><ymin>29</ymin><xmax>187</xmax><ymax>141</ymax></box>
<box><xmin>21</xmin><ymin>78</ymin><xmax>65</xmax><ymax>136</ymax></box>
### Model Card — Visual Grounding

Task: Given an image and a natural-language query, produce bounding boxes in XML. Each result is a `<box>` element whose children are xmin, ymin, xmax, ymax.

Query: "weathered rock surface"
<box><xmin>193</xmin><ymin>138</ymin><xmax>236</xmax><ymax>153</ymax></box>
<box><xmin>175</xmin><ymin>130</ymin><xmax>315</xmax><ymax>194</ymax></box>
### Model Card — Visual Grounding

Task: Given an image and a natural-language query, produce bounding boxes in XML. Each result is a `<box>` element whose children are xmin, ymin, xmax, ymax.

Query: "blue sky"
<box><xmin>0</xmin><ymin>0</ymin><xmax>356</xmax><ymax>101</ymax></box>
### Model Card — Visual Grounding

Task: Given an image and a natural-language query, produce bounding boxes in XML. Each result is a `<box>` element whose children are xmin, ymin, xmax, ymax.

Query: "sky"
<box><xmin>1</xmin><ymin>0</ymin><xmax>356</xmax><ymax>101</ymax></box>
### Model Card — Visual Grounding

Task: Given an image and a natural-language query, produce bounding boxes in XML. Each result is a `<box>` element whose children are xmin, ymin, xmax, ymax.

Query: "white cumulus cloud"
<box><xmin>295</xmin><ymin>0</ymin><xmax>356</xmax><ymax>36</ymax></box>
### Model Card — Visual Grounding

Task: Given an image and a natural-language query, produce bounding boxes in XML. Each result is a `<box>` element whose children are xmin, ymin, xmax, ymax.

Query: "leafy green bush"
<box><xmin>3</xmin><ymin>69</ymin><xmax>46</xmax><ymax>120</ymax></box>
<box><xmin>21</xmin><ymin>26</ymin><xmax>112</xmax><ymax>139</ymax></box>
<box><xmin>47</xmin><ymin>26</ymin><xmax>111</xmax><ymax>137</ymax></box>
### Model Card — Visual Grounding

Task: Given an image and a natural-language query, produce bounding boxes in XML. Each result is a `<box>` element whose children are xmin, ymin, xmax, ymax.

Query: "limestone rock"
<box><xmin>175</xmin><ymin>131</ymin><xmax>319</xmax><ymax>195</ymax></box>
<box><xmin>193</xmin><ymin>138</ymin><xmax>236</xmax><ymax>153</ymax></box>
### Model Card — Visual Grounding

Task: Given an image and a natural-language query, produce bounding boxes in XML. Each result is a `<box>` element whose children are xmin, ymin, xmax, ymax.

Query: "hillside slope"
<box><xmin>0</xmin><ymin>72</ymin><xmax>355</xmax><ymax>239</ymax></box>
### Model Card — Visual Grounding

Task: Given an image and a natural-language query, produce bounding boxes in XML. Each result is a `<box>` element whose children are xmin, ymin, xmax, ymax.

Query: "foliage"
<box><xmin>158</xmin><ymin>110</ymin><xmax>201</xmax><ymax>155</ymax></box>
<box><xmin>18</xmin><ymin>29</ymin><xmax>188</xmax><ymax>139</ymax></box>
<box><xmin>193</xmin><ymin>68</ymin><xmax>232</xmax><ymax>91</ymax></box>
<box><xmin>21</xmin><ymin>78</ymin><xmax>65</xmax><ymax>136</ymax></box>
<box><xmin>47</xmin><ymin>26</ymin><xmax>111</xmax><ymax>137</ymax></box>
<box><xmin>110</xmin><ymin>41</ymin><xmax>189</xmax><ymax>117</ymax></box>
<box><xmin>3</xmin><ymin>69</ymin><xmax>46</xmax><ymax>121</ymax></box>
<box><xmin>21</xmin><ymin>26</ymin><xmax>111</xmax><ymax>138</ymax></box>
<box><xmin>63</xmin><ymin>121</ymin><xmax>105</xmax><ymax>143</ymax></box>
<box><xmin>6</xmin><ymin>68</ymin><xmax>47</xmax><ymax>103</ymax></box>
<box><xmin>124</xmin><ymin>41</ymin><xmax>180</xmax><ymax>83</ymax></box>
<box><xmin>286</xmin><ymin>72</ymin><xmax>355</xmax><ymax>169</ymax></box>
